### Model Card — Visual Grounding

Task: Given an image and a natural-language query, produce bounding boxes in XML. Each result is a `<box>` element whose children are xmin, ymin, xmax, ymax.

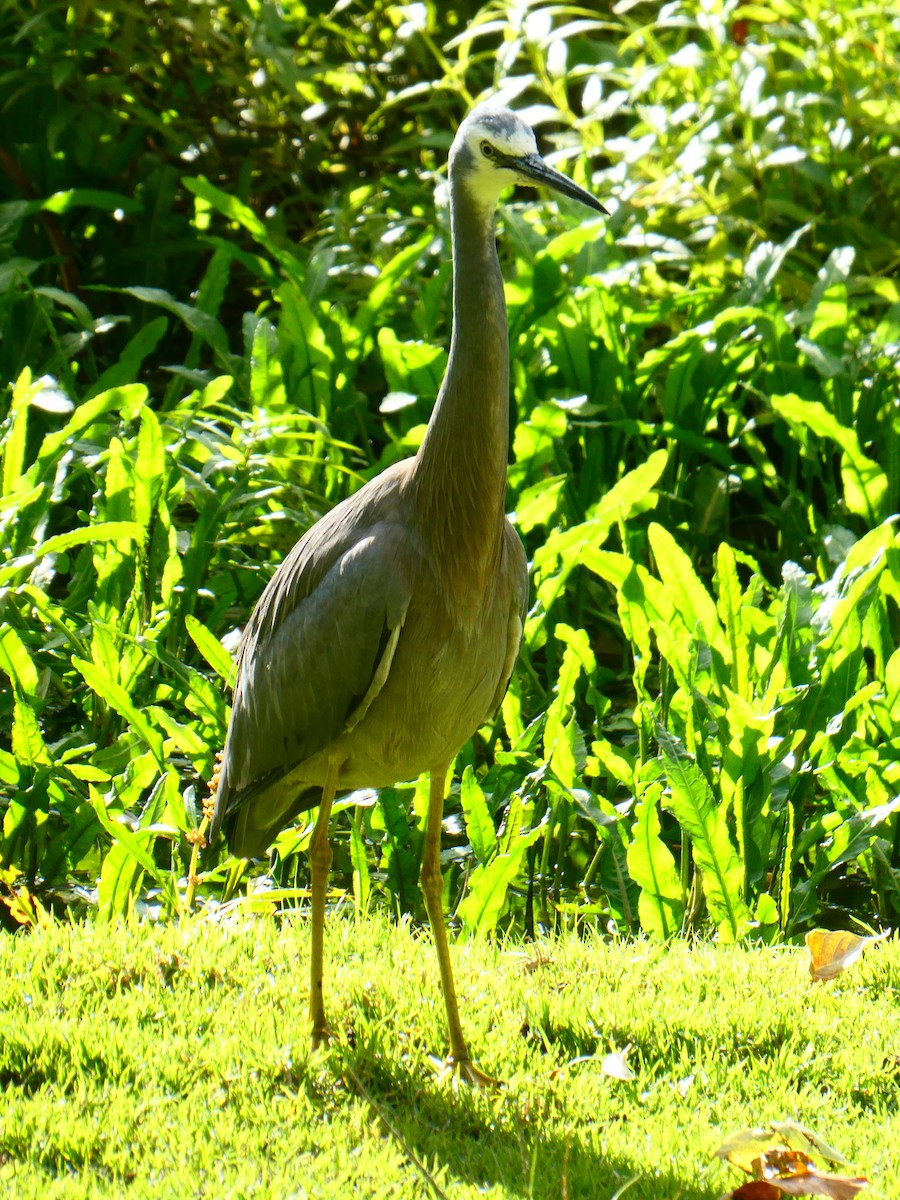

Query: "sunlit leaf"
<box><xmin>658</xmin><ymin>728</ymin><xmax>751</xmax><ymax>940</ymax></box>
<box><xmin>73</xmin><ymin>657</ymin><xmax>165</xmax><ymax>767</ymax></box>
<box><xmin>771</xmin><ymin>395</ymin><xmax>887</xmax><ymax>523</ymax></box>
<box><xmin>626</xmin><ymin>783</ymin><xmax>683</xmax><ymax>940</ymax></box>
<box><xmin>805</xmin><ymin>929</ymin><xmax>890</xmax><ymax>982</ymax></box>
<box><xmin>186</xmin><ymin>615</ymin><xmax>234</xmax><ymax>682</ymax></box>
<box><xmin>459</xmin><ymin>766</ymin><xmax>497</xmax><ymax>865</ymax></box>
<box><xmin>0</xmin><ymin>625</ymin><xmax>39</xmax><ymax>695</ymax></box>
<box><xmin>457</xmin><ymin>828</ymin><xmax>541</xmax><ymax>936</ymax></box>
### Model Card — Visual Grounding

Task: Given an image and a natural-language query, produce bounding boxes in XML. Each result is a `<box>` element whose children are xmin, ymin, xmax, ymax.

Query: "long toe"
<box><xmin>429</xmin><ymin>1053</ymin><xmax>503</xmax><ymax>1089</ymax></box>
<box><xmin>310</xmin><ymin>1024</ymin><xmax>334</xmax><ymax>1052</ymax></box>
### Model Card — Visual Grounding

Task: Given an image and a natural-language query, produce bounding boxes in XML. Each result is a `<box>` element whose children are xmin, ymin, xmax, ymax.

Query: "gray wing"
<box><xmin>486</xmin><ymin>520</ymin><xmax>528</xmax><ymax>719</ymax></box>
<box><xmin>210</xmin><ymin>464</ymin><xmax>414</xmax><ymax>851</ymax></box>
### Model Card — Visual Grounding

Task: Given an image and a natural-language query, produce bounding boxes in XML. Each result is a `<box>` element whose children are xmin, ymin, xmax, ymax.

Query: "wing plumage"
<box><xmin>210</xmin><ymin>463</ymin><xmax>414</xmax><ymax>853</ymax></box>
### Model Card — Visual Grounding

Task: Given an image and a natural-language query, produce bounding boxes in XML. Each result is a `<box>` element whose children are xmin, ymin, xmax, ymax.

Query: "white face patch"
<box><xmin>460</xmin><ymin>109</ymin><xmax>538</xmax><ymax>159</ymax></box>
<box><xmin>450</xmin><ymin>107</ymin><xmax>540</xmax><ymax>211</ymax></box>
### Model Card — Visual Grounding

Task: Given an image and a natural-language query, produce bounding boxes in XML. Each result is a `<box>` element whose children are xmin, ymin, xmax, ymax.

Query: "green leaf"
<box><xmin>97</xmin><ymin>840</ymin><xmax>146</xmax><ymax>922</ymax></box>
<box><xmin>377</xmin><ymin>787</ymin><xmax>420</xmax><ymax>914</ymax></box>
<box><xmin>349</xmin><ymin>814</ymin><xmax>371</xmax><ymax>913</ymax></box>
<box><xmin>648</xmin><ymin>523</ymin><xmax>729</xmax><ymax>670</ymax></box>
<box><xmin>457</xmin><ymin>828</ymin><xmax>541</xmax><ymax>936</ymax></box>
<box><xmin>348</xmin><ymin>236</ymin><xmax>431</xmax><ymax>351</ymax></box>
<box><xmin>543</xmin><ymin>624</ymin><xmax>595</xmax><ymax>789</ymax></box>
<box><xmin>277</xmin><ymin>283</ymin><xmax>334</xmax><ymax>416</ymax></box>
<box><xmin>378</xmin><ymin>327</ymin><xmax>446</xmax><ymax>399</ymax></box>
<box><xmin>119</xmin><ymin>287</ymin><xmax>233</xmax><ymax>367</ymax></box>
<box><xmin>514</xmin><ymin>475</ymin><xmax>567</xmax><ymax>534</ymax></box>
<box><xmin>658</xmin><ymin>728</ymin><xmax>751</xmax><ymax>941</ymax></box>
<box><xmin>89</xmin><ymin>786</ymin><xmax>164</xmax><ymax>882</ymax></box>
<box><xmin>86</xmin><ymin>317</ymin><xmax>168</xmax><ymax>399</ymax></box>
<box><xmin>33</xmin><ymin>521</ymin><xmax>143</xmax><ymax>559</ymax></box>
<box><xmin>185</xmin><ymin>176</ymin><xmax>300</xmax><ymax>282</ymax></box>
<box><xmin>588</xmin><ymin>552</ymin><xmax>693</xmax><ymax>695</ymax></box>
<box><xmin>72</xmin><ymin>657</ymin><xmax>165</xmax><ymax>767</ymax></box>
<box><xmin>0</xmin><ymin>626</ymin><xmax>39</xmax><ymax>695</ymax></box>
<box><xmin>771</xmin><ymin>394</ymin><xmax>887</xmax><ymax>523</ymax></box>
<box><xmin>33</xmin><ymin>386</ymin><xmax>147</xmax><ymax>481</ymax></box>
<box><xmin>627</xmin><ymin>783</ymin><xmax>684</xmax><ymax>940</ymax></box>
<box><xmin>1</xmin><ymin>369</ymin><xmax>34</xmax><ymax>494</ymax></box>
<box><xmin>535</xmin><ymin>450</ymin><xmax>668</xmax><ymax>613</ymax></box>
<box><xmin>459</xmin><ymin>766</ymin><xmax>496</xmax><ymax>865</ymax></box>
<box><xmin>249</xmin><ymin>316</ymin><xmax>287</xmax><ymax>410</ymax></box>
<box><xmin>497</xmin><ymin>790</ymin><xmax>535</xmax><ymax>856</ymax></box>
<box><xmin>11</xmin><ymin>697</ymin><xmax>49</xmax><ymax>768</ymax></box>
<box><xmin>815</xmin><ymin>799</ymin><xmax>900</xmax><ymax>875</ymax></box>
<box><xmin>186</xmin><ymin>615</ymin><xmax>234</xmax><ymax>682</ymax></box>
<box><xmin>715</xmin><ymin>542</ymin><xmax>751</xmax><ymax>700</ymax></box>
<box><xmin>133</xmin><ymin>406</ymin><xmax>165</xmax><ymax>531</ymax></box>
<box><xmin>40</xmin><ymin>189</ymin><xmax>142</xmax><ymax>215</ymax></box>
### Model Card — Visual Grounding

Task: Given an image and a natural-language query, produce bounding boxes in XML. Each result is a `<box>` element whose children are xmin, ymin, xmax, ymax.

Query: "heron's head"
<box><xmin>449</xmin><ymin>105</ymin><xmax>607</xmax><ymax>216</ymax></box>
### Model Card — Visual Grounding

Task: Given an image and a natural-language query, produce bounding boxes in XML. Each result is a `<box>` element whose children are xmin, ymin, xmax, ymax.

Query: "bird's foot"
<box><xmin>428</xmin><ymin>1053</ymin><xmax>502</xmax><ymax>1089</ymax></box>
<box><xmin>310</xmin><ymin>1023</ymin><xmax>334</xmax><ymax>1052</ymax></box>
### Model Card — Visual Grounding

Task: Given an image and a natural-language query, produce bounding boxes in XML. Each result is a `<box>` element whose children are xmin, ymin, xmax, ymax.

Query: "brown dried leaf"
<box><xmin>715</xmin><ymin>1124</ymin><xmax>865</xmax><ymax>1197</ymax></box>
<box><xmin>764</xmin><ymin>1164</ymin><xmax>867</xmax><ymax>1198</ymax></box>
<box><xmin>805</xmin><ymin>929</ymin><xmax>889</xmax><ymax>982</ymax></box>
<box><xmin>763</xmin><ymin>1150</ymin><xmax>816</xmax><ymax>1178</ymax></box>
<box><xmin>723</xmin><ymin>1185</ymin><xmax>781</xmax><ymax>1200</ymax></box>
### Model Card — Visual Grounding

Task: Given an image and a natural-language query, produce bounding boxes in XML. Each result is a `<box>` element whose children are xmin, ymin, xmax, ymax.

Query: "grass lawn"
<box><xmin>0</xmin><ymin>909</ymin><xmax>896</xmax><ymax>1199</ymax></box>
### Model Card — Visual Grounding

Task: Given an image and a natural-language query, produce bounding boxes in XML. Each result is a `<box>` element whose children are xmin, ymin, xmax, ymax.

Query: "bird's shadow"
<box><xmin>301</xmin><ymin>1041</ymin><xmax>724</xmax><ymax>1200</ymax></box>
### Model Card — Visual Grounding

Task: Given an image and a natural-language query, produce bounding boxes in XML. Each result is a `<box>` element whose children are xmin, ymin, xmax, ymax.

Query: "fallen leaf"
<box><xmin>715</xmin><ymin>1124</ymin><xmax>867</xmax><ymax>1198</ymax></box>
<box><xmin>716</xmin><ymin>1127</ymin><xmax>783</xmax><ymax>1175</ymax></box>
<box><xmin>723</xmin><ymin>1184</ymin><xmax>781</xmax><ymax>1199</ymax></box>
<box><xmin>722</xmin><ymin>1176</ymin><xmax>868</xmax><ymax>1200</ymax></box>
<box><xmin>600</xmin><ymin>1043</ymin><xmax>635</xmax><ymax>1081</ymax></box>
<box><xmin>763</xmin><ymin>1149</ymin><xmax>817</xmax><ymax>1178</ymax></box>
<box><xmin>769</xmin><ymin>1122</ymin><xmax>851</xmax><ymax>1168</ymax></box>
<box><xmin>805</xmin><ymin>929</ymin><xmax>889</xmax><ymax>981</ymax></box>
<box><xmin>762</xmin><ymin>1160</ymin><xmax>867</xmax><ymax>1197</ymax></box>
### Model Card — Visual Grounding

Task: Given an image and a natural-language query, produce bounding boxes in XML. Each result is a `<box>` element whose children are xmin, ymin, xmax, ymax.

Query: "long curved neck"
<box><xmin>411</xmin><ymin>184</ymin><xmax>509</xmax><ymax>599</ymax></box>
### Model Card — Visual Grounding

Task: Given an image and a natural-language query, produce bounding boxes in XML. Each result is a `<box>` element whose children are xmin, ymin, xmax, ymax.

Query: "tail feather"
<box><xmin>225</xmin><ymin>781</ymin><xmax>322</xmax><ymax>859</ymax></box>
<box><xmin>210</xmin><ymin>762</ymin><xmax>323</xmax><ymax>860</ymax></box>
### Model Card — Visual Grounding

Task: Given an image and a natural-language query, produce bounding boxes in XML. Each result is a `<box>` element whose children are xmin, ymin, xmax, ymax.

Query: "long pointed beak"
<box><xmin>511</xmin><ymin>152</ymin><xmax>608</xmax><ymax>215</ymax></box>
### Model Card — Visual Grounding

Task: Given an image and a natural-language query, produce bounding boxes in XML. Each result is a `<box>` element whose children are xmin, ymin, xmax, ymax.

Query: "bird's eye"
<box><xmin>480</xmin><ymin>141</ymin><xmax>495</xmax><ymax>159</ymax></box>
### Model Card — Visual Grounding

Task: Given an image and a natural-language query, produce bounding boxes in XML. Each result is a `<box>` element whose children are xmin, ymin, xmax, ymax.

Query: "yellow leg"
<box><xmin>309</xmin><ymin>759</ymin><xmax>339</xmax><ymax>1049</ymax></box>
<box><xmin>420</xmin><ymin>762</ymin><xmax>499</xmax><ymax>1087</ymax></box>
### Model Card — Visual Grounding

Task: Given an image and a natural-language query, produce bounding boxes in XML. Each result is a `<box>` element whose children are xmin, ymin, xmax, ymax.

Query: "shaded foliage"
<box><xmin>1</xmin><ymin>0</ymin><xmax>899</xmax><ymax>939</ymax></box>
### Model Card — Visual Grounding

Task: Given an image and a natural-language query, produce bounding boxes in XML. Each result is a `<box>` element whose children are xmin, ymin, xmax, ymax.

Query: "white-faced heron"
<box><xmin>209</xmin><ymin>104</ymin><xmax>605</xmax><ymax>1084</ymax></box>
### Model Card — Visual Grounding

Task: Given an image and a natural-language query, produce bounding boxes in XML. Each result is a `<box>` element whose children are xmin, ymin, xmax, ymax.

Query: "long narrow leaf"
<box><xmin>459</xmin><ymin>766</ymin><xmax>497</xmax><ymax>865</ymax></box>
<box><xmin>72</xmin><ymin>657</ymin><xmax>165</xmax><ymax>767</ymax></box>
<box><xmin>627</xmin><ymin>784</ymin><xmax>684</xmax><ymax>940</ymax></box>
<box><xmin>658</xmin><ymin>728</ymin><xmax>751</xmax><ymax>941</ymax></box>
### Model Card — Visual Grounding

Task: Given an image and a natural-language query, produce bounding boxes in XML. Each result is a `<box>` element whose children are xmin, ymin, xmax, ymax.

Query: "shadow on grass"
<box><xmin>325</xmin><ymin>1047</ymin><xmax>722</xmax><ymax>1200</ymax></box>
